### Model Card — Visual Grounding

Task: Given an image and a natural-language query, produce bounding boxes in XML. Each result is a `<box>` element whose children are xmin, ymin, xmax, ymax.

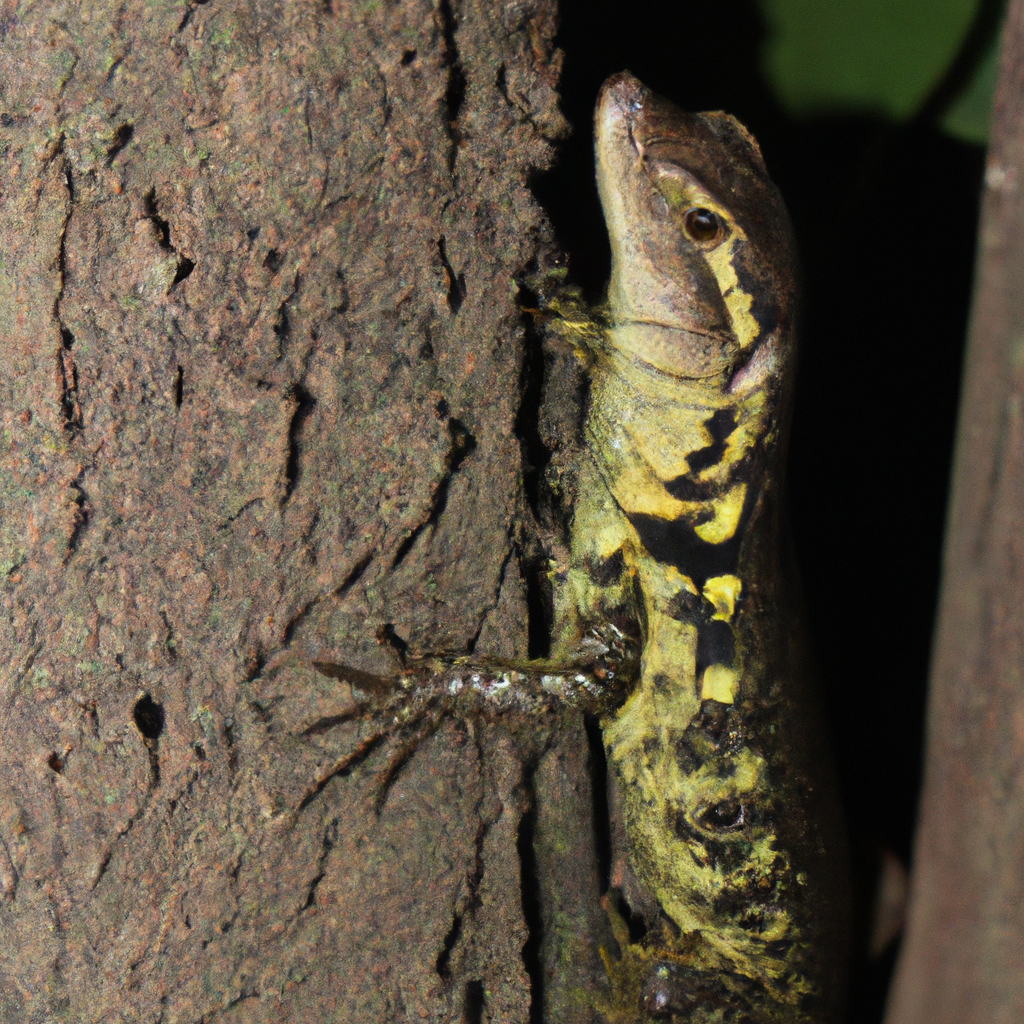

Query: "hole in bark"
<box><xmin>514</xmin><ymin>282</ymin><xmax>549</xmax><ymax>518</ymax></box>
<box><xmin>447</xmin><ymin>418</ymin><xmax>476</xmax><ymax>471</ymax></box>
<box><xmin>193</xmin><ymin>741</ymin><xmax>206</xmax><ymax>760</ymax></box>
<box><xmin>437</xmin><ymin>237</ymin><xmax>466</xmax><ymax>314</ymax></box>
<box><xmin>133</xmin><ymin>693</ymin><xmax>165</xmax><ymax>740</ymax></box>
<box><xmin>143</xmin><ymin>189</ymin><xmax>172</xmax><ymax>248</ymax></box>
<box><xmin>66</xmin><ymin>485</ymin><xmax>87</xmax><ymax>551</ymax></box>
<box><xmin>106</xmin><ymin>123</ymin><xmax>134</xmax><ymax>165</ymax></box>
<box><xmin>58</xmin><ymin>329</ymin><xmax>82</xmax><ymax>433</ymax></box>
<box><xmin>143</xmin><ymin>190</ymin><xmax>195</xmax><ymax>288</ymax></box>
<box><xmin>47</xmin><ymin>751</ymin><xmax>64</xmax><ymax>774</ymax></box>
<box><xmin>400</xmin><ymin>48</ymin><xmax>417</xmax><ymax>66</ymax></box>
<box><xmin>264</xmin><ymin>248</ymin><xmax>284</xmax><ymax>273</ymax></box>
<box><xmin>437</xmin><ymin>0</ymin><xmax>465</xmax><ymax>124</ymax></box>
<box><xmin>174</xmin><ymin>366</ymin><xmax>184</xmax><ymax>408</ymax></box>
<box><xmin>331</xmin><ymin>268</ymin><xmax>350</xmax><ymax>314</ymax></box>
<box><xmin>274</xmin><ymin>290</ymin><xmax>293</xmax><ymax>341</ymax></box>
<box><xmin>172</xmin><ymin>257</ymin><xmax>195</xmax><ymax>287</ymax></box>
<box><xmin>524</xmin><ymin>559</ymin><xmax>552</xmax><ymax>661</ymax></box>
<box><xmin>462</xmin><ymin>981</ymin><xmax>485</xmax><ymax>1024</ymax></box>
<box><xmin>436</xmin><ymin>913</ymin><xmax>462</xmax><ymax>980</ymax></box>
<box><xmin>513</xmin><ymin>280</ymin><xmax>560</xmax><ymax>658</ymax></box>
<box><xmin>177</xmin><ymin>0</ymin><xmax>213</xmax><ymax>33</ymax></box>
<box><xmin>283</xmin><ymin>383</ymin><xmax>316</xmax><ymax>502</ymax></box>
<box><xmin>377</xmin><ymin>623</ymin><xmax>409</xmax><ymax>661</ymax></box>
<box><xmin>247</xmin><ymin>226</ymin><xmax>260</xmax><ymax>241</ymax></box>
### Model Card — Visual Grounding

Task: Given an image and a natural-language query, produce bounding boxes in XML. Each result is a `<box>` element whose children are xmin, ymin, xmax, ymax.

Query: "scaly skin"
<box><xmin>552</xmin><ymin>73</ymin><xmax>848</xmax><ymax>1023</ymax></box>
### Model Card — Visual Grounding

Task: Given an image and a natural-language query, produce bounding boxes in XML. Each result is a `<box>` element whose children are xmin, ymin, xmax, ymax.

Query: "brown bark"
<box><xmin>885</xmin><ymin>2</ymin><xmax>1024</xmax><ymax>1022</ymax></box>
<box><xmin>0</xmin><ymin>2</ymin><xmax>608</xmax><ymax>1020</ymax></box>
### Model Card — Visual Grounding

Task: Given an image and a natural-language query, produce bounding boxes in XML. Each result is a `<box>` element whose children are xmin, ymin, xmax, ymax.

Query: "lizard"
<box><xmin>545</xmin><ymin>71</ymin><xmax>849</xmax><ymax>1023</ymax></box>
<box><xmin>285</xmin><ymin>70</ymin><xmax>847</xmax><ymax>1024</ymax></box>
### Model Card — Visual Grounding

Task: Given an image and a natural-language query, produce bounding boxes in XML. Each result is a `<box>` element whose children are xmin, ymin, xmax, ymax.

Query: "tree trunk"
<box><xmin>0</xmin><ymin>2</ymin><xmax>608</xmax><ymax>1020</ymax></box>
<box><xmin>884</xmin><ymin>2</ymin><xmax>1024</xmax><ymax>1022</ymax></box>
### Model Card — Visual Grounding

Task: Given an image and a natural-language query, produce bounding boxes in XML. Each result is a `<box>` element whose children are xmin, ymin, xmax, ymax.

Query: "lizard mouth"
<box><xmin>597</xmin><ymin>71</ymin><xmax>651</xmax><ymax>154</ymax></box>
<box><xmin>598</xmin><ymin>72</ymin><xmax>698</xmax><ymax>161</ymax></box>
<box><xmin>599</xmin><ymin>71</ymin><xmax>650</xmax><ymax>118</ymax></box>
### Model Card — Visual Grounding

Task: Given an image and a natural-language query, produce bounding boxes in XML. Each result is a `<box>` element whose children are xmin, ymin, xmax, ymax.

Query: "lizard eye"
<box><xmin>682</xmin><ymin>206</ymin><xmax>724</xmax><ymax>245</ymax></box>
<box><xmin>701</xmin><ymin>800</ymin><xmax>745</xmax><ymax>830</ymax></box>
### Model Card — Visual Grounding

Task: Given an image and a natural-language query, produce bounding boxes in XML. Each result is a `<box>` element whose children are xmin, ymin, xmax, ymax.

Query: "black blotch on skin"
<box><xmin>665</xmin><ymin>410</ymin><xmax>748</xmax><ymax>502</ymax></box>
<box><xmin>710</xmin><ymin>883</ymin><xmax>759</xmax><ymax>923</ymax></box>
<box><xmin>666</xmin><ymin>586</ymin><xmax>701</xmax><ymax>620</ymax></box>
<box><xmin>739</xmin><ymin>908</ymin><xmax>769</xmax><ymax>933</ymax></box>
<box><xmin>587</xmin><ymin>547</ymin><xmax>625</xmax><ymax>586</ymax></box>
<box><xmin>691</xmin><ymin>698</ymin><xmax>746</xmax><ymax>753</ymax></box>
<box><xmin>734</xmin><ymin>256</ymin><xmax>780</xmax><ymax>342</ymax></box>
<box><xmin>674</xmin><ymin>735</ymin><xmax>703</xmax><ymax>774</ymax></box>
<box><xmin>696</xmin><ymin>698</ymin><xmax>730</xmax><ymax>741</ymax></box>
<box><xmin>665</xmin><ymin>450</ymin><xmax>757</xmax><ymax>502</ymax></box>
<box><xmin>688</xmin><ymin>408</ymin><xmax>735</xmax><ymax>473</ymax></box>
<box><xmin>664</xmin><ymin>473</ymin><xmax>717</xmax><ymax>501</ymax></box>
<box><xmin>697</xmin><ymin>619</ymin><xmax>735</xmax><ymax>669</ymax></box>
<box><xmin>627</xmin><ymin>510</ymin><xmax>750</xmax><ymax>586</ymax></box>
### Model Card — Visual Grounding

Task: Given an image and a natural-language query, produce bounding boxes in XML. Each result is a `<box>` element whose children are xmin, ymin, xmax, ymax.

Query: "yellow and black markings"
<box><xmin>548</xmin><ymin>72</ymin><xmax>846</xmax><ymax>1023</ymax></box>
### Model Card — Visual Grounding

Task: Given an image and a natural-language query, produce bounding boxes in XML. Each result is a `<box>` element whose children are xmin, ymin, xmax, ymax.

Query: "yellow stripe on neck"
<box><xmin>705</xmin><ymin>237</ymin><xmax>760</xmax><ymax>350</ymax></box>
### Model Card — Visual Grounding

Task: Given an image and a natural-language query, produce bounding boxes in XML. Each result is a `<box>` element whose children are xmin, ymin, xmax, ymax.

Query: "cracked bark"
<box><xmin>0</xmin><ymin>1</ymin><xmax>608</xmax><ymax>1021</ymax></box>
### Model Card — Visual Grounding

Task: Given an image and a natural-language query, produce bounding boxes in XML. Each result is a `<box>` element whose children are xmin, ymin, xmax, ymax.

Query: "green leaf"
<box><xmin>940</xmin><ymin>32</ymin><xmax>1000</xmax><ymax>143</ymax></box>
<box><xmin>759</xmin><ymin>0</ymin><xmax>981</xmax><ymax>122</ymax></box>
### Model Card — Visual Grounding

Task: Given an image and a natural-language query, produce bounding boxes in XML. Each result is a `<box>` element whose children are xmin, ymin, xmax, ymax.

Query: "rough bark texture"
<box><xmin>0</xmin><ymin>2</ymin><xmax>609</xmax><ymax>1021</ymax></box>
<box><xmin>884</xmin><ymin>2</ymin><xmax>1024</xmax><ymax>1022</ymax></box>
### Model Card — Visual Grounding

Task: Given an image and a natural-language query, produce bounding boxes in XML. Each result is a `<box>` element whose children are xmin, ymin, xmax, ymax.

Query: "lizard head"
<box><xmin>595</xmin><ymin>71</ymin><xmax>797</xmax><ymax>387</ymax></box>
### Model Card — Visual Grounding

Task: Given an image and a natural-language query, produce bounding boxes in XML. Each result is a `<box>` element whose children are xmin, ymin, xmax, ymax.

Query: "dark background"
<box><xmin>537</xmin><ymin>1</ymin><xmax>993</xmax><ymax>1019</ymax></box>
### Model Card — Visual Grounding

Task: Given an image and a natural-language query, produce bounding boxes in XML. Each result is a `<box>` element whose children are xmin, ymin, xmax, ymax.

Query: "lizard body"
<box><xmin>553</xmin><ymin>73</ymin><xmax>847</xmax><ymax>1023</ymax></box>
